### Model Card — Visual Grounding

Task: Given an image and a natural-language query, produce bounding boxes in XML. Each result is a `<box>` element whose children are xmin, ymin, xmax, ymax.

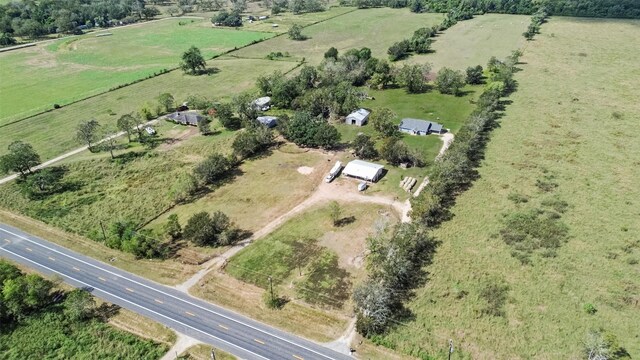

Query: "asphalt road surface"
<box><xmin>0</xmin><ymin>223</ymin><xmax>353</xmax><ymax>360</ymax></box>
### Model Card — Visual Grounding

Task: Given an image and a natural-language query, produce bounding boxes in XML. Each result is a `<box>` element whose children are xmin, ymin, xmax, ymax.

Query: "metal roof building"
<box><xmin>345</xmin><ymin>108</ymin><xmax>371</xmax><ymax>126</ymax></box>
<box><xmin>257</xmin><ymin>116</ymin><xmax>277</xmax><ymax>128</ymax></box>
<box><xmin>342</xmin><ymin>160</ymin><xmax>385</xmax><ymax>182</ymax></box>
<box><xmin>399</xmin><ymin>118</ymin><xmax>445</xmax><ymax>135</ymax></box>
<box><xmin>166</xmin><ymin>112</ymin><xmax>205</xmax><ymax>126</ymax></box>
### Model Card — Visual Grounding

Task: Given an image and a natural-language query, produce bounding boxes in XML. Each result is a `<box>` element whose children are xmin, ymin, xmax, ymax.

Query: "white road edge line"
<box><xmin>0</xmin><ymin>227</ymin><xmax>338</xmax><ymax>360</ymax></box>
<box><xmin>0</xmin><ymin>246</ymin><xmax>270</xmax><ymax>360</ymax></box>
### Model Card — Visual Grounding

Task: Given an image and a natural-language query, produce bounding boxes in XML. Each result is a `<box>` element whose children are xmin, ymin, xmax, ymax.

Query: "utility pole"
<box><xmin>99</xmin><ymin>221</ymin><xmax>107</xmax><ymax>241</ymax></box>
<box><xmin>268</xmin><ymin>276</ymin><xmax>274</xmax><ymax>303</ymax></box>
<box><xmin>448</xmin><ymin>339</ymin><xmax>454</xmax><ymax>360</ymax></box>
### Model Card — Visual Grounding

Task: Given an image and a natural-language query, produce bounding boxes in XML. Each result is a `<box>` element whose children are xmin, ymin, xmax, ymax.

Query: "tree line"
<box><xmin>341</xmin><ymin>0</ymin><xmax>640</xmax><ymax>18</ymax></box>
<box><xmin>0</xmin><ymin>260</ymin><xmax>165</xmax><ymax>359</ymax></box>
<box><xmin>0</xmin><ymin>0</ymin><xmax>160</xmax><ymax>44</ymax></box>
<box><xmin>352</xmin><ymin>52</ymin><xmax>522</xmax><ymax>338</ymax></box>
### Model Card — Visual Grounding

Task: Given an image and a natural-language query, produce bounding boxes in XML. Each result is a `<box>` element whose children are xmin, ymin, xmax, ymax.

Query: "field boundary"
<box><xmin>0</xmin><ymin>8</ymin><xmax>357</xmax><ymax>130</ymax></box>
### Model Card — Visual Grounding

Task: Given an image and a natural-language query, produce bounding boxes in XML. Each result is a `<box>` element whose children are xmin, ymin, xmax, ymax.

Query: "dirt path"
<box><xmin>159</xmin><ymin>332</ymin><xmax>201</xmax><ymax>360</ymax></box>
<box><xmin>436</xmin><ymin>132</ymin><xmax>455</xmax><ymax>160</ymax></box>
<box><xmin>174</xmin><ymin>178</ymin><xmax>411</xmax><ymax>292</ymax></box>
<box><xmin>0</xmin><ymin>119</ymin><xmax>158</xmax><ymax>185</ymax></box>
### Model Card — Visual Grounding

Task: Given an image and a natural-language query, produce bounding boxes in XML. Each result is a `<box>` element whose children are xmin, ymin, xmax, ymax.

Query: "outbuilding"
<box><xmin>252</xmin><ymin>96</ymin><xmax>271</xmax><ymax>111</ymax></box>
<box><xmin>398</xmin><ymin>118</ymin><xmax>445</xmax><ymax>135</ymax></box>
<box><xmin>166</xmin><ymin>111</ymin><xmax>205</xmax><ymax>126</ymax></box>
<box><xmin>345</xmin><ymin>108</ymin><xmax>370</xmax><ymax>126</ymax></box>
<box><xmin>342</xmin><ymin>160</ymin><xmax>385</xmax><ymax>182</ymax></box>
<box><xmin>257</xmin><ymin>116</ymin><xmax>277</xmax><ymax>128</ymax></box>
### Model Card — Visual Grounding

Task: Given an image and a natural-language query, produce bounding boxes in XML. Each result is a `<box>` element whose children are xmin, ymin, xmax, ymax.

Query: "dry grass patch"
<box><xmin>180</xmin><ymin>344</ymin><xmax>237</xmax><ymax>360</ymax></box>
<box><xmin>190</xmin><ymin>271</ymin><xmax>348</xmax><ymax>342</ymax></box>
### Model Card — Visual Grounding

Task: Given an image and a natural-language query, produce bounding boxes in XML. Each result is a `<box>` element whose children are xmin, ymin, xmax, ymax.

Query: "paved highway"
<box><xmin>0</xmin><ymin>223</ymin><xmax>353</xmax><ymax>360</ymax></box>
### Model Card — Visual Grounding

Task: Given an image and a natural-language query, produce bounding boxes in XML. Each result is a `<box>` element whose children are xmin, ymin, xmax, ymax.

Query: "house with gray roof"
<box><xmin>166</xmin><ymin>111</ymin><xmax>205</xmax><ymax>126</ymax></box>
<box><xmin>345</xmin><ymin>108</ymin><xmax>371</xmax><ymax>126</ymax></box>
<box><xmin>257</xmin><ymin>116</ymin><xmax>277</xmax><ymax>128</ymax></box>
<box><xmin>398</xmin><ymin>118</ymin><xmax>445</xmax><ymax>135</ymax></box>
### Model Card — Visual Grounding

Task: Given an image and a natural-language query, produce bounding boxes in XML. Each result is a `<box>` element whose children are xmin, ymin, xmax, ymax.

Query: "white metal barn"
<box><xmin>342</xmin><ymin>160</ymin><xmax>385</xmax><ymax>182</ymax></box>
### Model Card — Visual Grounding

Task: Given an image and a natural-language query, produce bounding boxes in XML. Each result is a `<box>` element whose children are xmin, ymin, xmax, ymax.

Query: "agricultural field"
<box><xmin>405</xmin><ymin>13</ymin><xmax>530</xmax><ymax>71</ymax></box>
<box><xmin>0</xmin><ymin>18</ymin><xmax>271</xmax><ymax>124</ymax></box>
<box><xmin>148</xmin><ymin>145</ymin><xmax>332</xmax><ymax>234</ymax></box>
<box><xmin>241</xmin><ymin>5</ymin><xmax>356</xmax><ymax>33</ymax></box>
<box><xmin>232</xmin><ymin>8</ymin><xmax>444</xmax><ymax>64</ymax></box>
<box><xmin>0</xmin><ymin>57</ymin><xmax>296</xmax><ymax>160</ymax></box>
<box><xmin>379</xmin><ymin>17</ymin><xmax>640</xmax><ymax>359</ymax></box>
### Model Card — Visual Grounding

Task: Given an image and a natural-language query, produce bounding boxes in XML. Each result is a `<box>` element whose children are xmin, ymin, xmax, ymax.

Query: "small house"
<box><xmin>342</xmin><ymin>160</ymin><xmax>385</xmax><ymax>182</ymax></box>
<box><xmin>252</xmin><ymin>97</ymin><xmax>271</xmax><ymax>111</ymax></box>
<box><xmin>257</xmin><ymin>116</ymin><xmax>277</xmax><ymax>128</ymax></box>
<box><xmin>398</xmin><ymin>118</ymin><xmax>444</xmax><ymax>135</ymax></box>
<box><xmin>345</xmin><ymin>108</ymin><xmax>371</xmax><ymax>126</ymax></box>
<box><xmin>166</xmin><ymin>111</ymin><xmax>204</xmax><ymax>126</ymax></box>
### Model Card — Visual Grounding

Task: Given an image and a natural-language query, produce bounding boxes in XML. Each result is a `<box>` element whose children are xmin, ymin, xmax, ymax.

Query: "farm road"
<box><xmin>0</xmin><ymin>119</ymin><xmax>158</xmax><ymax>185</ymax></box>
<box><xmin>175</xmin><ymin>175</ymin><xmax>410</xmax><ymax>292</ymax></box>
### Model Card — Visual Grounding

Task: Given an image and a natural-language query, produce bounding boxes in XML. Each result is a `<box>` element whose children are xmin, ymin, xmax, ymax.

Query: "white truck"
<box><xmin>325</xmin><ymin>161</ymin><xmax>342</xmax><ymax>183</ymax></box>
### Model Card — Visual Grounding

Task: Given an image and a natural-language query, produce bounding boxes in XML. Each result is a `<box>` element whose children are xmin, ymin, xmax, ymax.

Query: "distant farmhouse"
<box><xmin>345</xmin><ymin>108</ymin><xmax>370</xmax><ymax>126</ymax></box>
<box><xmin>342</xmin><ymin>160</ymin><xmax>385</xmax><ymax>182</ymax></box>
<box><xmin>399</xmin><ymin>118</ymin><xmax>445</xmax><ymax>135</ymax></box>
<box><xmin>167</xmin><ymin>111</ymin><xmax>205</xmax><ymax>126</ymax></box>
<box><xmin>257</xmin><ymin>116</ymin><xmax>277</xmax><ymax>128</ymax></box>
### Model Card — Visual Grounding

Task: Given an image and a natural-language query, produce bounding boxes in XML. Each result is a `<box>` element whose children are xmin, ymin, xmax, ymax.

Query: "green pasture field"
<box><xmin>381</xmin><ymin>17</ymin><xmax>640</xmax><ymax>359</ymax></box>
<box><xmin>241</xmin><ymin>6</ymin><xmax>357</xmax><ymax>34</ymax></box>
<box><xmin>0</xmin><ymin>18</ymin><xmax>271</xmax><ymax>125</ymax></box>
<box><xmin>0</xmin><ymin>58</ymin><xmax>296</xmax><ymax>160</ymax></box>
<box><xmin>404</xmin><ymin>13</ymin><xmax>530</xmax><ymax>71</ymax></box>
<box><xmin>231</xmin><ymin>8</ymin><xmax>444</xmax><ymax>64</ymax></box>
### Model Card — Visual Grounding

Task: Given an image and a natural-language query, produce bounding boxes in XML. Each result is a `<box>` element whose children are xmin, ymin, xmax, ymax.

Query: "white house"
<box><xmin>345</xmin><ymin>108</ymin><xmax>371</xmax><ymax>126</ymax></box>
<box><xmin>252</xmin><ymin>96</ymin><xmax>271</xmax><ymax>110</ymax></box>
<box><xmin>342</xmin><ymin>160</ymin><xmax>385</xmax><ymax>182</ymax></box>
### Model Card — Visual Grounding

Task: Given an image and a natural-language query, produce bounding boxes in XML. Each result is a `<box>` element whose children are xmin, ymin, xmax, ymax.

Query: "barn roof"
<box><xmin>342</xmin><ymin>160</ymin><xmax>384</xmax><ymax>181</ymax></box>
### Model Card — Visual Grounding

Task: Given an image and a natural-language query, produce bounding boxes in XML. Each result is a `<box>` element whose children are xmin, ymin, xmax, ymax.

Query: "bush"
<box><xmin>183</xmin><ymin>211</ymin><xmax>234</xmax><ymax>247</ymax></box>
<box><xmin>583</xmin><ymin>303</ymin><xmax>597</xmax><ymax>314</ymax></box>
<box><xmin>193</xmin><ymin>153</ymin><xmax>231</xmax><ymax>185</ymax></box>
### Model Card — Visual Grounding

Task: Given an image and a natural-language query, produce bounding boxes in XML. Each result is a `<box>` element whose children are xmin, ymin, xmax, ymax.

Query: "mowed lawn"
<box><xmin>0</xmin><ymin>58</ymin><xmax>296</xmax><ymax>160</ymax></box>
<box><xmin>0</xmin><ymin>18</ymin><xmax>271</xmax><ymax>124</ymax></box>
<box><xmin>404</xmin><ymin>13</ymin><xmax>530</xmax><ymax>71</ymax></box>
<box><xmin>380</xmin><ymin>18</ymin><xmax>640</xmax><ymax>359</ymax></box>
<box><xmin>232</xmin><ymin>8</ymin><xmax>443</xmax><ymax>64</ymax></box>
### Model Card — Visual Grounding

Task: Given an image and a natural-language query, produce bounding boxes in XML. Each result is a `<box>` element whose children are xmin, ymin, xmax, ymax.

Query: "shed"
<box><xmin>257</xmin><ymin>116</ymin><xmax>278</xmax><ymax>128</ymax></box>
<box><xmin>342</xmin><ymin>160</ymin><xmax>385</xmax><ymax>182</ymax></box>
<box><xmin>252</xmin><ymin>97</ymin><xmax>271</xmax><ymax>111</ymax></box>
<box><xmin>399</xmin><ymin>118</ymin><xmax>445</xmax><ymax>135</ymax></box>
<box><xmin>166</xmin><ymin>111</ymin><xmax>204</xmax><ymax>126</ymax></box>
<box><xmin>345</xmin><ymin>108</ymin><xmax>370</xmax><ymax>126</ymax></box>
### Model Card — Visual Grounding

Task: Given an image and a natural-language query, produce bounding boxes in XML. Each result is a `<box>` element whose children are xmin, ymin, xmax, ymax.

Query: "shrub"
<box><xmin>583</xmin><ymin>303</ymin><xmax>597</xmax><ymax>314</ymax></box>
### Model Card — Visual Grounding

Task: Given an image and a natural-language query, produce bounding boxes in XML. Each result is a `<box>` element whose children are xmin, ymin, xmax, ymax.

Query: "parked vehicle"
<box><xmin>325</xmin><ymin>161</ymin><xmax>342</xmax><ymax>183</ymax></box>
<box><xmin>358</xmin><ymin>182</ymin><xmax>368</xmax><ymax>191</ymax></box>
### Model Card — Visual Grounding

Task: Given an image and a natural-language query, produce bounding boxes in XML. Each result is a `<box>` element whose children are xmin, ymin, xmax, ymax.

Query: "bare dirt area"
<box><xmin>297</xmin><ymin>166</ymin><xmax>315</xmax><ymax>175</ymax></box>
<box><xmin>157</xmin><ymin>125</ymin><xmax>200</xmax><ymax>152</ymax></box>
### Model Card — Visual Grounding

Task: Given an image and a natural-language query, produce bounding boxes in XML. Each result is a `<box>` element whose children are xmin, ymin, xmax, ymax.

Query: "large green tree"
<box><xmin>75</xmin><ymin>119</ymin><xmax>101</xmax><ymax>151</ymax></box>
<box><xmin>193</xmin><ymin>153</ymin><xmax>231</xmax><ymax>185</ymax></box>
<box><xmin>0</xmin><ymin>141</ymin><xmax>41</xmax><ymax>177</ymax></box>
<box><xmin>180</xmin><ymin>46</ymin><xmax>207</xmax><ymax>75</ymax></box>
<box><xmin>63</xmin><ymin>289</ymin><xmax>96</xmax><ymax>321</ymax></box>
<box><xmin>435</xmin><ymin>67</ymin><xmax>466</xmax><ymax>95</ymax></box>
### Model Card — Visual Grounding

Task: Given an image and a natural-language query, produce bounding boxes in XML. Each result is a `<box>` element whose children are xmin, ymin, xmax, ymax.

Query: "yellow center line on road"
<box><xmin>154</xmin><ymin>299</ymin><xmax>163</xmax><ymax>304</ymax></box>
<box><xmin>218</xmin><ymin>324</ymin><xmax>228</xmax><ymax>330</ymax></box>
<box><xmin>254</xmin><ymin>339</ymin><xmax>265</xmax><ymax>345</ymax></box>
<box><xmin>98</xmin><ymin>277</ymin><xmax>107</xmax><ymax>281</ymax></box>
<box><xmin>293</xmin><ymin>355</ymin><xmax>305</xmax><ymax>360</ymax></box>
<box><xmin>25</xmin><ymin>247</ymin><xmax>32</xmax><ymax>251</ymax></box>
<box><xmin>48</xmin><ymin>257</ymin><xmax>55</xmax><ymax>261</ymax></box>
<box><xmin>4</xmin><ymin>239</ymin><xmax>9</xmax><ymax>243</ymax></box>
<box><xmin>185</xmin><ymin>311</ymin><xmax>195</xmax><ymax>316</ymax></box>
<box><xmin>125</xmin><ymin>288</ymin><xmax>134</xmax><ymax>292</ymax></box>
<box><xmin>73</xmin><ymin>266</ymin><xmax>80</xmax><ymax>271</ymax></box>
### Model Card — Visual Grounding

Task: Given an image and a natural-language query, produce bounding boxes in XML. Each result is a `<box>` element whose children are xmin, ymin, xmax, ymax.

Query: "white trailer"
<box><xmin>325</xmin><ymin>161</ymin><xmax>342</xmax><ymax>183</ymax></box>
